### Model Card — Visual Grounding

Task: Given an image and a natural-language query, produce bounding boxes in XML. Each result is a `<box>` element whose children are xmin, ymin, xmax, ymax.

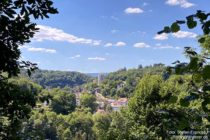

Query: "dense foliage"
<box><xmin>21</xmin><ymin>109</ymin><xmax>94</xmax><ymax>140</ymax></box>
<box><xmin>40</xmin><ymin>88</ymin><xmax>77</xmax><ymax>115</ymax></box>
<box><xmin>100</xmin><ymin>64</ymin><xmax>165</xmax><ymax>98</ymax></box>
<box><xmin>0</xmin><ymin>0</ymin><xmax>57</xmax><ymax>139</ymax></box>
<box><xmin>1</xmin><ymin>0</ymin><xmax>209</xmax><ymax>139</ymax></box>
<box><xmin>80</xmin><ymin>93</ymin><xmax>98</xmax><ymax>113</ymax></box>
<box><xmin>21</xmin><ymin>69</ymin><xmax>92</xmax><ymax>88</ymax></box>
<box><xmin>14</xmin><ymin>75</ymin><xmax>209</xmax><ymax>140</ymax></box>
<box><xmin>0</xmin><ymin>0</ymin><xmax>58</xmax><ymax>77</ymax></box>
<box><xmin>0</xmin><ymin>78</ymin><xmax>42</xmax><ymax>139</ymax></box>
<box><xmin>127</xmin><ymin>75</ymin><xmax>203</xmax><ymax>139</ymax></box>
<box><xmin>1</xmin><ymin>67</ymin><xmax>208</xmax><ymax>139</ymax></box>
<box><xmin>159</xmin><ymin>10</ymin><xmax>210</xmax><ymax>127</ymax></box>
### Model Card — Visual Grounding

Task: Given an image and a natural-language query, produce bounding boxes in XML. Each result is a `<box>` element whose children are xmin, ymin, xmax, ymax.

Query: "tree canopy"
<box><xmin>21</xmin><ymin>69</ymin><xmax>92</xmax><ymax>88</ymax></box>
<box><xmin>0</xmin><ymin>0</ymin><xmax>58</xmax><ymax>139</ymax></box>
<box><xmin>159</xmin><ymin>10</ymin><xmax>210</xmax><ymax>124</ymax></box>
<box><xmin>0</xmin><ymin>0</ymin><xmax>58</xmax><ymax>77</ymax></box>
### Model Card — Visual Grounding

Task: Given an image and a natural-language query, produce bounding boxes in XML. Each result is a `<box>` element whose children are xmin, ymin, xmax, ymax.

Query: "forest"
<box><xmin>20</xmin><ymin>69</ymin><xmax>92</xmax><ymax>88</ymax></box>
<box><xmin>1</xmin><ymin>0</ymin><xmax>210</xmax><ymax>140</ymax></box>
<box><xmin>1</xmin><ymin>63</ymin><xmax>210</xmax><ymax>139</ymax></box>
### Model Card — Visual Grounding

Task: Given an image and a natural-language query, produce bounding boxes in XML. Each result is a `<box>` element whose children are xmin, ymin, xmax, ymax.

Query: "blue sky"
<box><xmin>20</xmin><ymin>0</ymin><xmax>209</xmax><ymax>73</ymax></box>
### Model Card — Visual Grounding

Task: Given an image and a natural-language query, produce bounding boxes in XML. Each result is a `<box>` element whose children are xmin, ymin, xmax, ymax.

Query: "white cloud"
<box><xmin>172</xmin><ymin>31</ymin><xmax>197</xmax><ymax>38</ymax></box>
<box><xmin>124</xmin><ymin>7</ymin><xmax>144</xmax><ymax>14</ymax></box>
<box><xmin>166</xmin><ymin>0</ymin><xmax>195</xmax><ymax>8</ymax></box>
<box><xmin>155</xmin><ymin>45</ymin><xmax>173</xmax><ymax>49</ymax></box>
<box><xmin>115</xmin><ymin>42</ymin><xmax>126</xmax><ymax>47</ymax></box>
<box><xmin>154</xmin><ymin>33</ymin><xmax>168</xmax><ymax>40</ymax></box>
<box><xmin>166</xmin><ymin>0</ymin><xmax>180</xmax><ymax>5</ymax></box>
<box><xmin>154</xmin><ymin>43</ymin><xmax>181</xmax><ymax>50</ymax></box>
<box><xmin>20</xmin><ymin>45</ymin><xmax>56</xmax><ymax>53</ymax></box>
<box><xmin>70</xmin><ymin>54</ymin><xmax>81</xmax><ymax>59</ymax></box>
<box><xmin>88</xmin><ymin>57</ymin><xmax>106</xmax><ymax>61</ymax></box>
<box><xmin>93</xmin><ymin>40</ymin><xmax>101</xmax><ymax>46</ymax></box>
<box><xmin>104</xmin><ymin>43</ymin><xmax>113</xmax><ymax>47</ymax></box>
<box><xmin>104</xmin><ymin>42</ymin><xmax>126</xmax><ymax>47</ymax></box>
<box><xmin>154</xmin><ymin>31</ymin><xmax>197</xmax><ymax>40</ymax></box>
<box><xmin>180</xmin><ymin>1</ymin><xmax>194</xmax><ymax>8</ymax></box>
<box><xmin>34</xmin><ymin>25</ymin><xmax>101</xmax><ymax>46</ymax></box>
<box><xmin>27</xmin><ymin>47</ymin><xmax>56</xmax><ymax>53</ymax></box>
<box><xmin>134</xmin><ymin>42</ymin><xmax>150</xmax><ymax>48</ymax></box>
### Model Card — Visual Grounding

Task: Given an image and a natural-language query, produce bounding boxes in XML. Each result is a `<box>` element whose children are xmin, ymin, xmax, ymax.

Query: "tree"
<box><xmin>0</xmin><ymin>0</ymin><xmax>58</xmax><ymax>77</ymax></box>
<box><xmin>80</xmin><ymin>93</ymin><xmax>98</xmax><ymax>113</ymax></box>
<box><xmin>93</xmin><ymin>113</ymin><xmax>112</xmax><ymax>140</ymax></box>
<box><xmin>108</xmin><ymin>111</ymin><xmax>130</xmax><ymax>140</ymax></box>
<box><xmin>159</xmin><ymin>10</ymin><xmax>210</xmax><ymax>125</ymax></box>
<box><xmin>50</xmin><ymin>89</ymin><xmax>76</xmax><ymax>115</ymax></box>
<box><xmin>0</xmin><ymin>78</ymin><xmax>42</xmax><ymax>139</ymax></box>
<box><xmin>93</xmin><ymin>110</ymin><xmax>130</xmax><ymax>140</ymax></box>
<box><xmin>0</xmin><ymin>0</ymin><xmax>58</xmax><ymax>138</ymax></box>
<box><xmin>100</xmin><ymin>65</ymin><xmax>165</xmax><ymax>98</ymax></box>
<box><xmin>38</xmin><ymin>88</ymin><xmax>77</xmax><ymax>115</ymax></box>
<box><xmin>22</xmin><ymin>70</ymin><xmax>92</xmax><ymax>88</ymax></box>
<box><xmin>21</xmin><ymin>110</ymin><xmax>61</xmax><ymax>140</ymax></box>
<box><xmin>67</xmin><ymin>108</ymin><xmax>95</xmax><ymax>140</ymax></box>
<box><xmin>127</xmin><ymin>75</ymin><xmax>203</xmax><ymax>139</ymax></box>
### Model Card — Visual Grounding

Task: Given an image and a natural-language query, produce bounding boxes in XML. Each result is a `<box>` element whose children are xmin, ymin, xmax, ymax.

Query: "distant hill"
<box><xmin>21</xmin><ymin>69</ymin><xmax>92</xmax><ymax>88</ymax></box>
<box><xmin>100</xmin><ymin>64</ymin><xmax>166</xmax><ymax>98</ymax></box>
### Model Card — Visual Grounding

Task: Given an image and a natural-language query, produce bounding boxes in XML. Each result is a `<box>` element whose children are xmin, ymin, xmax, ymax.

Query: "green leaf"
<box><xmin>187</xmin><ymin>19</ymin><xmax>197</xmax><ymax>29</ymax></box>
<box><xmin>190</xmin><ymin>93</ymin><xmax>199</xmax><ymax>100</ymax></box>
<box><xmin>180</xmin><ymin>98</ymin><xmax>190</xmax><ymax>107</ymax></box>
<box><xmin>203</xmin><ymin>65</ymin><xmax>210</xmax><ymax>80</ymax></box>
<box><xmin>202</xmin><ymin>98</ymin><xmax>210</xmax><ymax>112</ymax></box>
<box><xmin>177</xmin><ymin>117</ymin><xmax>189</xmax><ymax>130</ymax></box>
<box><xmin>192</xmin><ymin>74</ymin><xmax>202</xmax><ymax>83</ymax></box>
<box><xmin>203</xmin><ymin>85</ymin><xmax>210</xmax><ymax>92</ymax></box>
<box><xmin>168</xmin><ymin>96</ymin><xmax>178</xmax><ymax>104</ymax></box>
<box><xmin>163</xmin><ymin>26</ymin><xmax>171</xmax><ymax>33</ymax></box>
<box><xmin>195</xmin><ymin>116</ymin><xmax>202</xmax><ymax>123</ymax></box>
<box><xmin>171</xmin><ymin>22</ymin><xmax>180</xmax><ymax>33</ymax></box>
<box><xmin>198</xmin><ymin>37</ymin><xmax>205</xmax><ymax>43</ymax></box>
<box><xmin>174</xmin><ymin>63</ymin><xmax>186</xmax><ymax>74</ymax></box>
<box><xmin>206</xmin><ymin>116</ymin><xmax>210</xmax><ymax>122</ymax></box>
<box><xmin>196</xmin><ymin>10</ymin><xmax>207</xmax><ymax>21</ymax></box>
<box><xmin>203</xmin><ymin>24</ymin><xmax>210</xmax><ymax>34</ymax></box>
<box><xmin>188</xmin><ymin>57</ymin><xmax>199</xmax><ymax>71</ymax></box>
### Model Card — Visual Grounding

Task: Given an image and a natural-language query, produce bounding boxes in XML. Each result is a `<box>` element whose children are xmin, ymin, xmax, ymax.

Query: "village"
<box><xmin>74</xmin><ymin>73</ymin><xmax>128</xmax><ymax>113</ymax></box>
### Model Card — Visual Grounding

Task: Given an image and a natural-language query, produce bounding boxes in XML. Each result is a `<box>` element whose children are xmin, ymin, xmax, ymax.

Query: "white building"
<box><xmin>110</xmin><ymin>98</ymin><xmax>128</xmax><ymax>111</ymax></box>
<box><xmin>98</xmin><ymin>73</ymin><xmax>105</xmax><ymax>85</ymax></box>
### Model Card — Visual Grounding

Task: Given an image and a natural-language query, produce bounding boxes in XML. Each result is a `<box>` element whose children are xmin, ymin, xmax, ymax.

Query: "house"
<box><xmin>110</xmin><ymin>98</ymin><xmax>128</xmax><ymax>111</ymax></box>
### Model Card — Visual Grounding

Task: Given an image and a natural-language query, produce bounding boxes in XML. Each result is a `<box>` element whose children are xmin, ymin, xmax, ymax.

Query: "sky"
<box><xmin>20</xmin><ymin>0</ymin><xmax>210</xmax><ymax>73</ymax></box>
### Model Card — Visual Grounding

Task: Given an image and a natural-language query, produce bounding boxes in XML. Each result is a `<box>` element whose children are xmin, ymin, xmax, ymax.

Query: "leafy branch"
<box><xmin>159</xmin><ymin>10</ymin><xmax>210</xmax><ymax>122</ymax></box>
